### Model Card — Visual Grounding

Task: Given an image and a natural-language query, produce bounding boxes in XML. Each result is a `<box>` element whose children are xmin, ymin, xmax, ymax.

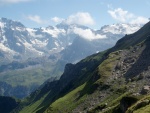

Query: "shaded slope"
<box><xmin>0</xmin><ymin>96</ymin><xmax>19</xmax><ymax>113</ymax></box>
<box><xmin>125</xmin><ymin>36</ymin><xmax>150</xmax><ymax>78</ymax></box>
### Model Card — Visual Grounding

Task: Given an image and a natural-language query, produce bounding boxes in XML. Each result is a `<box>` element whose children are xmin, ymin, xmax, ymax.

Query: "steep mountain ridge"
<box><xmin>12</xmin><ymin>21</ymin><xmax>150</xmax><ymax>113</ymax></box>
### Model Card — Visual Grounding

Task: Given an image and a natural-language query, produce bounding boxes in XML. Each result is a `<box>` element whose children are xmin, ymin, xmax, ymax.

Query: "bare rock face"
<box><xmin>124</xmin><ymin>57</ymin><xmax>136</xmax><ymax>64</ymax></box>
<box><xmin>115</xmin><ymin>62</ymin><xmax>123</xmax><ymax>70</ymax></box>
<box><xmin>141</xmin><ymin>85</ymin><xmax>150</xmax><ymax>94</ymax></box>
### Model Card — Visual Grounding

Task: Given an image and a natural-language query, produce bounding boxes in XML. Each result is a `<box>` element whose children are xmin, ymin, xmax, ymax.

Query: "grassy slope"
<box><xmin>126</xmin><ymin>95</ymin><xmax>150</xmax><ymax>113</ymax></box>
<box><xmin>19</xmin><ymin>92</ymin><xmax>49</xmax><ymax>113</ymax></box>
<box><xmin>45</xmin><ymin>83</ymin><xmax>86</xmax><ymax>113</ymax></box>
<box><xmin>17</xmin><ymin>51</ymin><xmax>106</xmax><ymax>113</ymax></box>
<box><xmin>0</xmin><ymin>67</ymin><xmax>53</xmax><ymax>87</ymax></box>
<box><xmin>0</xmin><ymin>59</ymin><xmax>65</xmax><ymax>88</ymax></box>
<box><xmin>42</xmin><ymin>50</ymin><xmax>120</xmax><ymax>113</ymax></box>
<box><xmin>96</xmin><ymin>51</ymin><xmax>120</xmax><ymax>83</ymax></box>
<box><xmin>133</xmin><ymin>104</ymin><xmax>150</xmax><ymax>113</ymax></box>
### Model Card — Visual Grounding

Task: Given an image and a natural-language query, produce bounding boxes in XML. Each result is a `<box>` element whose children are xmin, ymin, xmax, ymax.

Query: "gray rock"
<box><xmin>141</xmin><ymin>85</ymin><xmax>150</xmax><ymax>94</ymax></box>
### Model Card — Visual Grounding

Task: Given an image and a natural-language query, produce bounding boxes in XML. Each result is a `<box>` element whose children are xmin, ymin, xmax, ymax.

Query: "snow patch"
<box><xmin>61</xmin><ymin>47</ymin><xmax>65</xmax><ymax>50</ymax></box>
<box><xmin>0</xmin><ymin>43</ymin><xmax>16</xmax><ymax>54</ymax></box>
<box><xmin>26</xmin><ymin>28</ymin><xmax>43</xmax><ymax>38</ymax></box>
<box><xmin>102</xmin><ymin>24</ymin><xmax>141</xmax><ymax>35</ymax></box>
<box><xmin>23</xmin><ymin>41</ymin><xmax>44</xmax><ymax>55</ymax></box>
<box><xmin>42</xmin><ymin>27</ymin><xmax>66</xmax><ymax>38</ymax></box>
<box><xmin>0</xmin><ymin>22</ymin><xmax>5</xmax><ymax>28</ymax></box>
<box><xmin>31</xmin><ymin>39</ymin><xmax>48</xmax><ymax>47</ymax></box>
<box><xmin>54</xmin><ymin>41</ymin><xmax>59</xmax><ymax>47</ymax></box>
<box><xmin>16</xmin><ymin>27</ymin><xmax>25</xmax><ymax>32</ymax></box>
<box><xmin>16</xmin><ymin>43</ymin><xmax>21</xmax><ymax>46</ymax></box>
<box><xmin>1</xmin><ymin>36</ymin><xmax>7</xmax><ymax>44</ymax></box>
<box><xmin>68</xmin><ymin>42</ymin><xmax>72</xmax><ymax>45</ymax></box>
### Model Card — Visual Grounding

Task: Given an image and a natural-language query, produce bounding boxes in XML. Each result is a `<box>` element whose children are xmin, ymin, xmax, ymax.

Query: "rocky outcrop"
<box><xmin>141</xmin><ymin>86</ymin><xmax>150</xmax><ymax>94</ymax></box>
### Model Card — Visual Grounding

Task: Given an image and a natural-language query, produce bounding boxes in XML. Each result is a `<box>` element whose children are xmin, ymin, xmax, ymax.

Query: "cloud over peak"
<box><xmin>65</xmin><ymin>12</ymin><xmax>95</xmax><ymax>26</ymax></box>
<box><xmin>108</xmin><ymin>8</ymin><xmax>149</xmax><ymax>25</ymax></box>
<box><xmin>73</xmin><ymin>27</ymin><xmax>106</xmax><ymax>40</ymax></box>
<box><xmin>26</xmin><ymin>15</ymin><xmax>47</xmax><ymax>24</ymax></box>
<box><xmin>51</xmin><ymin>17</ymin><xmax>64</xmax><ymax>23</ymax></box>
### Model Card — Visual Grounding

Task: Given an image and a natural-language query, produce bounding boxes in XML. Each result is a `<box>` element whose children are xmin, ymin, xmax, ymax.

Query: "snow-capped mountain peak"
<box><xmin>101</xmin><ymin>23</ymin><xmax>141</xmax><ymax>35</ymax></box>
<box><xmin>0</xmin><ymin>18</ymin><xmax>142</xmax><ymax>62</ymax></box>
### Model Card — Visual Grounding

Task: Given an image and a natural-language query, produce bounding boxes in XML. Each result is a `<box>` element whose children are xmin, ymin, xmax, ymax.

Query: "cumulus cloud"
<box><xmin>65</xmin><ymin>12</ymin><xmax>95</xmax><ymax>26</ymax></box>
<box><xmin>108</xmin><ymin>8</ymin><xmax>134</xmax><ymax>22</ymax></box>
<box><xmin>0</xmin><ymin>0</ymin><xmax>31</xmax><ymax>4</ymax></box>
<box><xmin>26</xmin><ymin>15</ymin><xmax>47</xmax><ymax>24</ymax></box>
<box><xmin>73</xmin><ymin>28</ymin><xmax>106</xmax><ymax>40</ymax></box>
<box><xmin>130</xmin><ymin>16</ymin><xmax>149</xmax><ymax>25</ymax></box>
<box><xmin>51</xmin><ymin>17</ymin><xmax>64</xmax><ymax>23</ymax></box>
<box><xmin>108</xmin><ymin>8</ymin><xmax>149</xmax><ymax>25</ymax></box>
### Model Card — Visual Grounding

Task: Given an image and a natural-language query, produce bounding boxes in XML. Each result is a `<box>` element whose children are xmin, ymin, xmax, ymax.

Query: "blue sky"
<box><xmin>0</xmin><ymin>0</ymin><xmax>149</xmax><ymax>29</ymax></box>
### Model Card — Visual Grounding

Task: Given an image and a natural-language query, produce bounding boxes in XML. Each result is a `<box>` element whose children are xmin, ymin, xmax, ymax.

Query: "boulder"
<box><xmin>141</xmin><ymin>85</ymin><xmax>150</xmax><ymax>94</ymax></box>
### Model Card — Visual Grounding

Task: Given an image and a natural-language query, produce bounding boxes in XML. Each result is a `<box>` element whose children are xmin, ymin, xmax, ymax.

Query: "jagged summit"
<box><xmin>100</xmin><ymin>23</ymin><xmax>142</xmax><ymax>35</ymax></box>
<box><xmin>0</xmin><ymin>17</ymin><xmax>25</xmax><ymax>28</ymax></box>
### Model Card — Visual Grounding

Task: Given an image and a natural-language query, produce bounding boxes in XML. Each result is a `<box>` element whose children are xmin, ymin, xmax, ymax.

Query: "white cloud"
<box><xmin>108</xmin><ymin>8</ymin><xmax>149</xmax><ymax>25</ymax></box>
<box><xmin>26</xmin><ymin>15</ymin><xmax>47</xmax><ymax>24</ymax></box>
<box><xmin>65</xmin><ymin>12</ymin><xmax>95</xmax><ymax>26</ymax></box>
<box><xmin>130</xmin><ymin>16</ymin><xmax>149</xmax><ymax>25</ymax></box>
<box><xmin>0</xmin><ymin>0</ymin><xmax>31</xmax><ymax>4</ymax></box>
<box><xmin>73</xmin><ymin>27</ymin><xmax>106</xmax><ymax>40</ymax></box>
<box><xmin>108</xmin><ymin>8</ymin><xmax>134</xmax><ymax>23</ymax></box>
<box><xmin>51</xmin><ymin>17</ymin><xmax>64</xmax><ymax>23</ymax></box>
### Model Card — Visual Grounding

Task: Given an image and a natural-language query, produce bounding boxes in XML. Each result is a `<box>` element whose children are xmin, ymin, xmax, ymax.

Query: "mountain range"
<box><xmin>6</xmin><ymin>20</ymin><xmax>150</xmax><ymax>113</ymax></box>
<box><xmin>0</xmin><ymin>17</ymin><xmax>141</xmax><ymax>62</ymax></box>
<box><xmin>0</xmin><ymin>17</ymin><xmax>142</xmax><ymax>98</ymax></box>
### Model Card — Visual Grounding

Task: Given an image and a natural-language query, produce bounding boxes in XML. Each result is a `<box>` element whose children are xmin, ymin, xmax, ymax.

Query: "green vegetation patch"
<box><xmin>98</xmin><ymin>51</ymin><xmax>120</xmax><ymax>76</ymax></box>
<box><xmin>0</xmin><ymin>67</ymin><xmax>54</xmax><ymax>87</ymax></box>
<box><xmin>126</xmin><ymin>95</ymin><xmax>150</xmax><ymax>113</ymax></box>
<box><xmin>19</xmin><ymin>92</ymin><xmax>49</xmax><ymax>113</ymax></box>
<box><xmin>45</xmin><ymin>83</ymin><xmax>87</xmax><ymax>113</ymax></box>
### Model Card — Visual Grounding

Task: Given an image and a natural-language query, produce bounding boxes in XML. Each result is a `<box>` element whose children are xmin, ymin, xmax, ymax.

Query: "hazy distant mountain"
<box><xmin>61</xmin><ymin>23</ymin><xmax>142</xmax><ymax>63</ymax></box>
